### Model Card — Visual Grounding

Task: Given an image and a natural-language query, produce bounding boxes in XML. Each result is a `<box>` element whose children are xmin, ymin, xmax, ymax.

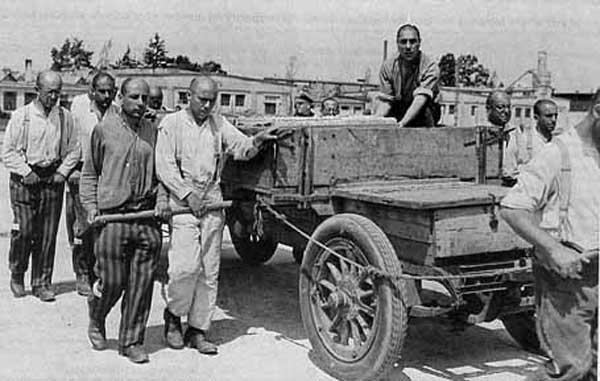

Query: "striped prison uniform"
<box><xmin>2</xmin><ymin>101</ymin><xmax>79</xmax><ymax>288</ymax></box>
<box><xmin>80</xmin><ymin>111</ymin><xmax>166</xmax><ymax>350</ymax></box>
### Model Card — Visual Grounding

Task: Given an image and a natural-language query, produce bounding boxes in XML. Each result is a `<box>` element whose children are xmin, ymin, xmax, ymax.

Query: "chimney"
<box><xmin>24</xmin><ymin>59</ymin><xmax>33</xmax><ymax>83</ymax></box>
<box><xmin>383</xmin><ymin>40</ymin><xmax>388</xmax><ymax>62</ymax></box>
<box><xmin>535</xmin><ymin>51</ymin><xmax>552</xmax><ymax>98</ymax></box>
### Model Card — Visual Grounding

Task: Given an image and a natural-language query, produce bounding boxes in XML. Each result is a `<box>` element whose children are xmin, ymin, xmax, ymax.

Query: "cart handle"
<box><xmin>93</xmin><ymin>201</ymin><xmax>232</xmax><ymax>224</ymax></box>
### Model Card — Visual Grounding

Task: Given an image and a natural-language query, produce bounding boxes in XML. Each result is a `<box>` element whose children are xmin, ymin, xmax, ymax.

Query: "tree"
<box><xmin>439</xmin><ymin>53</ymin><xmax>456</xmax><ymax>87</ymax></box>
<box><xmin>115</xmin><ymin>45</ymin><xmax>142</xmax><ymax>68</ymax></box>
<box><xmin>143</xmin><ymin>33</ymin><xmax>168</xmax><ymax>70</ymax></box>
<box><xmin>50</xmin><ymin>38</ymin><xmax>94</xmax><ymax>71</ymax></box>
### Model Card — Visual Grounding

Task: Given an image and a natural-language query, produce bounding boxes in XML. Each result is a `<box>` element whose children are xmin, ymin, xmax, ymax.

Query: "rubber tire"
<box><xmin>227</xmin><ymin>212</ymin><xmax>278</xmax><ymax>266</ymax></box>
<box><xmin>299</xmin><ymin>213</ymin><xmax>407</xmax><ymax>381</ymax></box>
<box><xmin>501</xmin><ymin>311</ymin><xmax>541</xmax><ymax>353</ymax></box>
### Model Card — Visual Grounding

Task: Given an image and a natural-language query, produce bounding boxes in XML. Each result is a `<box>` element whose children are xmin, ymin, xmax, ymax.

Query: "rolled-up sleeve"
<box><xmin>2</xmin><ymin>108</ymin><xmax>32</xmax><ymax>177</ymax></box>
<box><xmin>378</xmin><ymin>60</ymin><xmax>394</xmax><ymax>97</ymax></box>
<box><xmin>220</xmin><ymin>116</ymin><xmax>259</xmax><ymax>161</ymax></box>
<box><xmin>155</xmin><ymin>117</ymin><xmax>193</xmax><ymax>200</ymax></box>
<box><xmin>501</xmin><ymin>144</ymin><xmax>561</xmax><ymax>212</ymax></box>
<box><xmin>413</xmin><ymin>58</ymin><xmax>439</xmax><ymax>99</ymax></box>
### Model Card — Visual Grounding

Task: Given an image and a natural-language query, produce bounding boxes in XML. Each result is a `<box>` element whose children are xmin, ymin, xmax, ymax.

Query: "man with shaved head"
<box><xmin>66</xmin><ymin>71</ymin><xmax>119</xmax><ymax>296</ymax></box>
<box><xmin>156</xmin><ymin>76</ymin><xmax>279</xmax><ymax>354</ymax></box>
<box><xmin>145</xmin><ymin>85</ymin><xmax>170</xmax><ymax>124</ymax></box>
<box><xmin>503</xmin><ymin>99</ymin><xmax>559</xmax><ymax>186</ymax></box>
<box><xmin>484</xmin><ymin>90</ymin><xmax>514</xmax><ymax>185</ymax></box>
<box><xmin>80</xmin><ymin>77</ymin><xmax>170</xmax><ymax>363</ymax></box>
<box><xmin>2</xmin><ymin>70</ymin><xmax>79</xmax><ymax>302</ymax></box>
<box><xmin>501</xmin><ymin>89</ymin><xmax>600</xmax><ymax>380</ymax></box>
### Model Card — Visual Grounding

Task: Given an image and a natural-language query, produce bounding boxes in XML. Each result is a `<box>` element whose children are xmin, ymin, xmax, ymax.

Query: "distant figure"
<box><xmin>80</xmin><ymin>78</ymin><xmax>171</xmax><ymax>364</ymax></box>
<box><xmin>503</xmin><ymin>99</ymin><xmax>558</xmax><ymax>186</ymax></box>
<box><xmin>375</xmin><ymin>24</ymin><xmax>440</xmax><ymax>127</ymax></box>
<box><xmin>2</xmin><ymin>71</ymin><xmax>79</xmax><ymax>302</ymax></box>
<box><xmin>320</xmin><ymin>97</ymin><xmax>340</xmax><ymax>116</ymax></box>
<box><xmin>67</xmin><ymin>71</ymin><xmax>119</xmax><ymax>296</ymax></box>
<box><xmin>145</xmin><ymin>85</ymin><xmax>170</xmax><ymax>124</ymax></box>
<box><xmin>294</xmin><ymin>93</ymin><xmax>315</xmax><ymax>117</ymax></box>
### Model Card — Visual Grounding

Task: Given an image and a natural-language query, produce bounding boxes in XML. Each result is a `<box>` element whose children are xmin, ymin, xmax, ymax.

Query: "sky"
<box><xmin>1</xmin><ymin>0</ymin><xmax>599</xmax><ymax>91</ymax></box>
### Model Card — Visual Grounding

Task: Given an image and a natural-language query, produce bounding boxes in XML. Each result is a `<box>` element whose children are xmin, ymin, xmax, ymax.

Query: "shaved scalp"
<box><xmin>36</xmin><ymin>70</ymin><xmax>62</xmax><ymax>89</ymax></box>
<box><xmin>148</xmin><ymin>85</ymin><xmax>163</xmax><ymax>98</ymax></box>
<box><xmin>396</xmin><ymin>24</ymin><xmax>421</xmax><ymax>41</ymax></box>
<box><xmin>91</xmin><ymin>71</ymin><xmax>115</xmax><ymax>90</ymax></box>
<box><xmin>486</xmin><ymin>90</ymin><xmax>510</xmax><ymax>108</ymax></box>
<box><xmin>189</xmin><ymin>76</ymin><xmax>218</xmax><ymax>95</ymax></box>
<box><xmin>533</xmin><ymin>99</ymin><xmax>557</xmax><ymax>116</ymax></box>
<box><xmin>121</xmin><ymin>78</ymin><xmax>149</xmax><ymax>95</ymax></box>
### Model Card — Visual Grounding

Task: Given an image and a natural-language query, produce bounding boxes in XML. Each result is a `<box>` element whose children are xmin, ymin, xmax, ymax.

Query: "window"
<box><xmin>178</xmin><ymin>92</ymin><xmax>188</xmax><ymax>104</ymax></box>
<box><xmin>221</xmin><ymin>93</ymin><xmax>231</xmax><ymax>106</ymax></box>
<box><xmin>25</xmin><ymin>92</ymin><xmax>37</xmax><ymax>105</ymax></box>
<box><xmin>3</xmin><ymin>92</ymin><xmax>16</xmax><ymax>111</ymax></box>
<box><xmin>353</xmin><ymin>106</ymin><xmax>362</xmax><ymax>113</ymax></box>
<box><xmin>470</xmin><ymin>105</ymin><xmax>477</xmax><ymax>116</ymax></box>
<box><xmin>525</xmin><ymin>108</ymin><xmax>531</xmax><ymax>118</ymax></box>
<box><xmin>235</xmin><ymin>94</ymin><xmax>245</xmax><ymax>107</ymax></box>
<box><xmin>264</xmin><ymin>102</ymin><xmax>277</xmax><ymax>115</ymax></box>
<box><xmin>515</xmin><ymin>107</ymin><xmax>522</xmax><ymax>117</ymax></box>
<box><xmin>449</xmin><ymin>105</ymin><xmax>455</xmax><ymax>115</ymax></box>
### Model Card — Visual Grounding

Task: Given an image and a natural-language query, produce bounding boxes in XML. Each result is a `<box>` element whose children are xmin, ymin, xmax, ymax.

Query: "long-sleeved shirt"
<box><xmin>70</xmin><ymin>93</ymin><xmax>119</xmax><ymax>163</ymax></box>
<box><xmin>502</xmin><ymin>124</ymin><xmax>552</xmax><ymax>179</ymax></box>
<box><xmin>155</xmin><ymin>109</ymin><xmax>259</xmax><ymax>201</ymax></box>
<box><xmin>379</xmin><ymin>52</ymin><xmax>440</xmax><ymax>102</ymax></box>
<box><xmin>80</xmin><ymin>112</ymin><xmax>166</xmax><ymax>213</ymax></box>
<box><xmin>2</xmin><ymin>101</ymin><xmax>79</xmax><ymax>177</ymax></box>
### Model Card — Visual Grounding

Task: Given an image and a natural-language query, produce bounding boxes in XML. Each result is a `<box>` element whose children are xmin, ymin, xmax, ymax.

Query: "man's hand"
<box><xmin>51</xmin><ymin>173</ymin><xmax>66</xmax><ymax>185</ymax></box>
<box><xmin>397</xmin><ymin>120</ymin><xmax>407</xmax><ymax>128</ymax></box>
<box><xmin>541</xmin><ymin>244</ymin><xmax>589</xmax><ymax>279</ymax></box>
<box><xmin>87</xmin><ymin>208</ymin><xmax>101</xmax><ymax>227</ymax></box>
<box><xmin>185</xmin><ymin>191</ymin><xmax>206</xmax><ymax>219</ymax></box>
<box><xmin>67</xmin><ymin>170</ymin><xmax>81</xmax><ymax>185</ymax></box>
<box><xmin>253</xmin><ymin>126</ymin><xmax>290</xmax><ymax>147</ymax></box>
<box><xmin>22</xmin><ymin>171</ymin><xmax>41</xmax><ymax>186</ymax></box>
<box><xmin>154</xmin><ymin>201</ymin><xmax>172</xmax><ymax>222</ymax></box>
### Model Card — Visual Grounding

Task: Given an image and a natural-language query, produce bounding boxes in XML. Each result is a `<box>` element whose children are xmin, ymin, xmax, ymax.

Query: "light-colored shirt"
<box><xmin>155</xmin><ymin>109</ymin><xmax>259</xmax><ymax>201</ymax></box>
<box><xmin>70</xmin><ymin>93</ymin><xmax>119</xmax><ymax>162</ymax></box>
<box><xmin>2</xmin><ymin>101</ymin><xmax>79</xmax><ymax>177</ymax></box>
<box><xmin>501</xmin><ymin>127</ymin><xmax>600</xmax><ymax>251</ymax></box>
<box><xmin>503</xmin><ymin>125</ymin><xmax>551</xmax><ymax>179</ymax></box>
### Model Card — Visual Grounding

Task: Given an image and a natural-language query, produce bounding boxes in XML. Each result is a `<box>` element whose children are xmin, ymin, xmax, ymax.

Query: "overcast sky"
<box><xmin>2</xmin><ymin>0</ymin><xmax>599</xmax><ymax>91</ymax></box>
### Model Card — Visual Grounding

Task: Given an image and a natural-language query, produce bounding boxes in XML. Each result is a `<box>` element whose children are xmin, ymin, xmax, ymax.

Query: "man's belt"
<box><xmin>10</xmin><ymin>161</ymin><xmax>62</xmax><ymax>184</ymax></box>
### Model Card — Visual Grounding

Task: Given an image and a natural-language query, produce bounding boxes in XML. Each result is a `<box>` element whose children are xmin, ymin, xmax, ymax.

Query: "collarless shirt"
<box><xmin>501</xmin><ymin>127</ymin><xmax>600</xmax><ymax>250</ymax></box>
<box><xmin>70</xmin><ymin>94</ymin><xmax>119</xmax><ymax>162</ymax></box>
<box><xmin>2</xmin><ymin>101</ymin><xmax>79</xmax><ymax>177</ymax></box>
<box><xmin>80</xmin><ymin>112</ymin><xmax>165</xmax><ymax>212</ymax></box>
<box><xmin>503</xmin><ymin>125</ymin><xmax>552</xmax><ymax>179</ymax></box>
<box><xmin>155</xmin><ymin>109</ymin><xmax>258</xmax><ymax>201</ymax></box>
<box><xmin>379</xmin><ymin>51</ymin><xmax>440</xmax><ymax>102</ymax></box>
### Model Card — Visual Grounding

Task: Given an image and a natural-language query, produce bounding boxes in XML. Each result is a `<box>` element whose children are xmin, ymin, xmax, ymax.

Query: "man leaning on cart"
<box><xmin>500</xmin><ymin>89</ymin><xmax>600</xmax><ymax>381</ymax></box>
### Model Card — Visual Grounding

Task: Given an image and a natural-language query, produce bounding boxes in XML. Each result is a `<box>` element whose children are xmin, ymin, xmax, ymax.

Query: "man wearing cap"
<box><xmin>320</xmin><ymin>97</ymin><xmax>340</xmax><ymax>117</ymax></box>
<box><xmin>375</xmin><ymin>24</ymin><xmax>440</xmax><ymax>127</ymax></box>
<box><xmin>294</xmin><ymin>93</ymin><xmax>315</xmax><ymax>117</ymax></box>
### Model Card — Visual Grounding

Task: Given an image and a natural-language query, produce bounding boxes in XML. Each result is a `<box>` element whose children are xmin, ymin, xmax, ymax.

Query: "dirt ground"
<box><xmin>0</xmin><ymin>163</ymin><xmax>546</xmax><ymax>381</ymax></box>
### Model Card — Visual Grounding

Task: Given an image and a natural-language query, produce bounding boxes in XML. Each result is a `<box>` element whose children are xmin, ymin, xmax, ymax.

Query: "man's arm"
<box><xmin>80</xmin><ymin>127</ymin><xmax>102</xmax><ymax>217</ymax></box>
<box><xmin>154</xmin><ymin>118</ymin><xmax>193</xmax><ymax>201</ymax></box>
<box><xmin>221</xmin><ymin>116</ymin><xmax>261</xmax><ymax>161</ymax></box>
<box><xmin>399</xmin><ymin>56</ymin><xmax>440</xmax><ymax>127</ymax></box>
<box><xmin>374</xmin><ymin>61</ymin><xmax>394</xmax><ymax>117</ymax></box>
<box><xmin>2</xmin><ymin>109</ymin><xmax>32</xmax><ymax>177</ymax></box>
<box><xmin>56</xmin><ymin>110</ymin><xmax>81</xmax><ymax>178</ymax></box>
<box><xmin>398</xmin><ymin>95</ymin><xmax>428</xmax><ymax>127</ymax></box>
<box><xmin>502</xmin><ymin>130</ymin><xmax>519</xmax><ymax>186</ymax></box>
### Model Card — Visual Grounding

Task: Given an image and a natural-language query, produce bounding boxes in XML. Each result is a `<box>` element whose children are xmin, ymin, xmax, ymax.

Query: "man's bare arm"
<box><xmin>398</xmin><ymin>94</ymin><xmax>428</xmax><ymax>127</ymax></box>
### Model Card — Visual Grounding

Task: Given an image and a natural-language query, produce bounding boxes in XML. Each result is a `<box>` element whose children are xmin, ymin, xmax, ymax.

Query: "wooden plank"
<box><xmin>434</xmin><ymin>206</ymin><xmax>531</xmax><ymax>257</ymax></box>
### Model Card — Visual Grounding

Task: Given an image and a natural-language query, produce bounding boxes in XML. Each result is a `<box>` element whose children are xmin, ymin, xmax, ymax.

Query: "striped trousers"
<box><xmin>9</xmin><ymin>175</ymin><xmax>64</xmax><ymax>287</ymax></box>
<box><xmin>91</xmin><ymin>220</ymin><xmax>161</xmax><ymax>350</ymax></box>
<box><xmin>65</xmin><ymin>182</ymin><xmax>94</xmax><ymax>277</ymax></box>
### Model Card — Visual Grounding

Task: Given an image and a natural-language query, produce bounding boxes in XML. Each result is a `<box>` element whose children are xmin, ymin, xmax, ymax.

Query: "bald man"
<box><xmin>156</xmin><ymin>76</ymin><xmax>279</xmax><ymax>354</ymax></box>
<box><xmin>145</xmin><ymin>85</ymin><xmax>169</xmax><ymax>124</ymax></box>
<box><xmin>80</xmin><ymin>78</ymin><xmax>170</xmax><ymax>363</ymax></box>
<box><xmin>484</xmin><ymin>90</ymin><xmax>514</xmax><ymax>185</ymax></box>
<box><xmin>502</xmin><ymin>99</ymin><xmax>559</xmax><ymax>186</ymax></box>
<box><xmin>2</xmin><ymin>70</ymin><xmax>79</xmax><ymax>302</ymax></box>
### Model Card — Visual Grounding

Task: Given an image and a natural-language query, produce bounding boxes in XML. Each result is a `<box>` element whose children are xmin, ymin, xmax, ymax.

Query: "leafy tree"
<box><xmin>143</xmin><ymin>33</ymin><xmax>168</xmax><ymax>70</ymax></box>
<box><xmin>50</xmin><ymin>38</ymin><xmax>94</xmax><ymax>71</ymax></box>
<box><xmin>439</xmin><ymin>53</ymin><xmax>494</xmax><ymax>88</ymax></box>
<box><xmin>439</xmin><ymin>53</ymin><xmax>456</xmax><ymax>87</ymax></box>
<box><xmin>115</xmin><ymin>45</ymin><xmax>142</xmax><ymax>68</ymax></box>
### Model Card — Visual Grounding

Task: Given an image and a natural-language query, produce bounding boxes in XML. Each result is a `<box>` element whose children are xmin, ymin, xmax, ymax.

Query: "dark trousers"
<box><xmin>533</xmin><ymin>262</ymin><xmax>598</xmax><ymax>380</ymax></box>
<box><xmin>9</xmin><ymin>175</ymin><xmax>64</xmax><ymax>288</ymax></box>
<box><xmin>65</xmin><ymin>183</ymin><xmax>94</xmax><ymax>278</ymax></box>
<box><xmin>92</xmin><ymin>220</ymin><xmax>161</xmax><ymax>350</ymax></box>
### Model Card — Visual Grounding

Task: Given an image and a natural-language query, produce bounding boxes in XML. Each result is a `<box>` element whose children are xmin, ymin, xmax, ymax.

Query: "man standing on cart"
<box><xmin>501</xmin><ymin>90</ymin><xmax>600</xmax><ymax>380</ymax></box>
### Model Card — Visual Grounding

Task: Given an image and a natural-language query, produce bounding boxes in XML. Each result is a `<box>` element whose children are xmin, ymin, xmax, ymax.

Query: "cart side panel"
<box><xmin>333</xmin><ymin>197</ymin><xmax>435</xmax><ymax>266</ymax></box>
<box><xmin>311</xmin><ymin>126</ymin><xmax>500</xmax><ymax>185</ymax></box>
<box><xmin>434</xmin><ymin>206</ymin><xmax>531</xmax><ymax>257</ymax></box>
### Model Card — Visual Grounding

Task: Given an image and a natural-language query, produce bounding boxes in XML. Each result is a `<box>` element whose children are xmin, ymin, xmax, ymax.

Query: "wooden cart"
<box><xmin>221</xmin><ymin>117</ymin><xmax>536</xmax><ymax>381</ymax></box>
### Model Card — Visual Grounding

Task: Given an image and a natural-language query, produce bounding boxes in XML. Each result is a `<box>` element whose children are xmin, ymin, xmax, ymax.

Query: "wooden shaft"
<box><xmin>93</xmin><ymin>201</ymin><xmax>232</xmax><ymax>224</ymax></box>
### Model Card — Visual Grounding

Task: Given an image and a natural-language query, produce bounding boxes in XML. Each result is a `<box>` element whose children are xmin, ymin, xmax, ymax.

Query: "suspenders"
<box><xmin>554</xmin><ymin>138</ymin><xmax>571</xmax><ymax>241</ymax></box>
<box><xmin>21</xmin><ymin>105</ymin><xmax>66</xmax><ymax>163</ymax></box>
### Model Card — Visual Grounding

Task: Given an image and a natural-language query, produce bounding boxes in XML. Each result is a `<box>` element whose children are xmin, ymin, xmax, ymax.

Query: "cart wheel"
<box><xmin>501</xmin><ymin>311</ymin><xmax>541</xmax><ymax>353</ymax></box>
<box><xmin>227</xmin><ymin>210</ymin><xmax>278</xmax><ymax>265</ymax></box>
<box><xmin>299</xmin><ymin>213</ymin><xmax>407</xmax><ymax>381</ymax></box>
<box><xmin>292</xmin><ymin>245</ymin><xmax>304</xmax><ymax>265</ymax></box>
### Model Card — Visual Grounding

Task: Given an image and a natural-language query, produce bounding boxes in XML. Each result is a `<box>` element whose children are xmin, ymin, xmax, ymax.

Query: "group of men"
<box><xmin>293</xmin><ymin>93</ymin><xmax>340</xmax><ymax>117</ymax></box>
<box><xmin>2</xmin><ymin>70</ymin><xmax>280</xmax><ymax>364</ymax></box>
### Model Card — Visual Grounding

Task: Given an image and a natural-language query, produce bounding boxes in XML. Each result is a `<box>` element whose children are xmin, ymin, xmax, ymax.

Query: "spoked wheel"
<box><xmin>299</xmin><ymin>214</ymin><xmax>407</xmax><ymax>381</ymax></box>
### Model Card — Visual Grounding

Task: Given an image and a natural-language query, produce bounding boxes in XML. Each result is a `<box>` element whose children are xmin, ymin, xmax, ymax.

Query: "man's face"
<box><xmin>148</xmin><ymin>93</ymin><xmax>163</xmax><ymax>110</ymax></box>
<box><xmin>487</xmin><ymin>94</ymin><xmax>512</xmax><ymax>126</ymax></box>
<box><xmin>91</xmin><ymin>77</ymin><xmax>116</xmax><ymax>111</ymax></box>
<box><xmin>397</xmin><ymin>28</ymin><xmax>421</xmax><ymax>62</ymax></box>
<box><xmin>295</xmin><ymin>99</ymin><xmax>311</xmax><ymax>116</ymax></box>
<box><xmin>535</xmin><ymin>103</ymin><xmax>558</xmax><ymax>135</ymax></box>
<box><xmin>322</xmin><ymin>100</ymin><xmax>339</xmax><ymax>116</ymax></box>
<box><xmin>189</xmin><ymin>88</ymin><xmax>217</xmax><ymax>121</ymax></box>
<box><xmin>37</xmin><ymin>79</ymin><xmax>62</xmax><ymax>110</ymax></box>
<box><xmin>120</xmin><ymin>82</ymin><xmax>148</xmax><ymax>119</ymax></box>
